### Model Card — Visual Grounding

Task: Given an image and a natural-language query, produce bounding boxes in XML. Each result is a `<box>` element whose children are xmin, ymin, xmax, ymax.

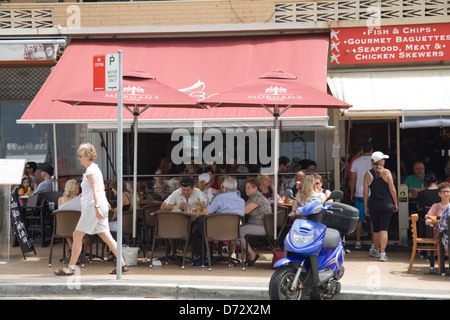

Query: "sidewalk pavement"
<box><xmin>0</xmin><ymin>243</ymin><xmax>449</xmax><ymax>300</ymax></box>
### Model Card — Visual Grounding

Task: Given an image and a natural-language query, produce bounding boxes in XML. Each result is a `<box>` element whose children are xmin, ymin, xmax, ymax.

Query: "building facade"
<box><xmin>2</xmin><ymin>0</ymin><xmax>450</xmax><ymax>245</ymax></box>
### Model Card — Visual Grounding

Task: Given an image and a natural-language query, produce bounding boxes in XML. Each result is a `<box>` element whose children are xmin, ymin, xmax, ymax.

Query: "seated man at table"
<box><xmin>192</xmin><ymin>176</ymin><xmax>245</xmax><ymax>265</ymax></box>
<box><xmin>403</xmin><ymin>160</ymin><xmax>426</xmax><ymax>192</ymax></box>
<box><xmin>160</xmin><ymin>176</ymin><xmax>204</xmax><ymax>211</ymax></box>
<box><xmin>33</xmin><ymin>164</ymin><xmax>54</xmax><ymax>195</ymax></box>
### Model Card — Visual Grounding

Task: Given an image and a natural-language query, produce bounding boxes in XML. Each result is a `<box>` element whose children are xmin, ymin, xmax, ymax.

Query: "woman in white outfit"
<box><xmin>54</xmin><ymin>143</ymin><xmax>128</xmax><ymax>275</ymax></box>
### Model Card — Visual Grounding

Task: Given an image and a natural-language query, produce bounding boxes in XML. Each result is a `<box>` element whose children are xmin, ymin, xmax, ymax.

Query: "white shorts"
<box><xmin>76</xmin><ymin>201</ymin><xmax>109</xmax><ymax>235</ymax></box>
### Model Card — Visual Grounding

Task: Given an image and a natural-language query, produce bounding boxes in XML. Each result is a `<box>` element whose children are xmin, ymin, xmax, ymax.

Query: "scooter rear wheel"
<box><xmin>269</xmin><ymin>266</ymin><xmax>307</xmax><ymax>300</ymax></box>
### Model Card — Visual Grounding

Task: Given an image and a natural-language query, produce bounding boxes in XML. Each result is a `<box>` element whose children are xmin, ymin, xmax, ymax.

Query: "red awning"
<box><xmin>19</xmin><ymin>34</ymin><xmax>332</xmax><ymax>131</ymax></box>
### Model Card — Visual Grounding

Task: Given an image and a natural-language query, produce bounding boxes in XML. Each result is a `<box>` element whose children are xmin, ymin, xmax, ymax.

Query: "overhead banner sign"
<box><xmin>93</xmin><ymin>53</ymin><xmax>119</xmax><ymax>91</ymax></box>
<box><xmin>0</xmin><ymin>44</ymin><xmax>59</xmax><ymax>61</ymax></box>
<box><xmin>330</xmin><ymin>23</ymin><xmax>450</xmax><ymax>65</ymax></box>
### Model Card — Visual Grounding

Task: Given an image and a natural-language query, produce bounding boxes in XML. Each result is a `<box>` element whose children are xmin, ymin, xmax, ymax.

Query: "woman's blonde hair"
<box><xmin>77</xmin><ymin>143</ymin><xmax>97</xmax><ymax>161</ymax></box>
<box><xmin>63</xmin><ymin>179</ymin><xmax>79</xmax><ymax>199</ymax></box>
<box><xmin>296</xmin><ymin>174</ymin><xmax>316</xmax><ymax>204</ymax></box>
<box><xmin>371</xmin><ymin>159</ymin><xmax>384</xmax><ymax>178</ymax></box>
<box><xmin>197</xmin><ymin>179</ymin><xmax>210</xmax><ymax>191</ymax></box>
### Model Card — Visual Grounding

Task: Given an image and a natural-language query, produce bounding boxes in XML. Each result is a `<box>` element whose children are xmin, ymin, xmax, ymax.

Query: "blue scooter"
<box><xmin>269</xmin><ymin>190</ymin><xmax>358</xmax><ymax>300</ymax></box>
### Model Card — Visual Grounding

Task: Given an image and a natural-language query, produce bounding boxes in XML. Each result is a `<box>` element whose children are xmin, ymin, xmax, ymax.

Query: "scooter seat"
<box><xmin>322</xmin><ymin>228</ymin><xmax>340</xmax><ymax>250</ymax></box>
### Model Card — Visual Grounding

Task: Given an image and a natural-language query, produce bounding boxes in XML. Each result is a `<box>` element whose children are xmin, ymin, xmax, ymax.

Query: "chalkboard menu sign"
<box><xmin>10</xmin><ymin>192</ymin><xmax>35</xmax><ymax>259</ymax></box>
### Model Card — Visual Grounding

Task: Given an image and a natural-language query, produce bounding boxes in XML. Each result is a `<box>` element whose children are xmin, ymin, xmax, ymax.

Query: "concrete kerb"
<box><xmin>0</xmin><ymin>278</ymin><xmax>269</xmax><ymax>300</ymax></box>
<box><xmin>0</xmin><ymin>279</ymin><xmax>450</xmax><ymax>300</ymax></box>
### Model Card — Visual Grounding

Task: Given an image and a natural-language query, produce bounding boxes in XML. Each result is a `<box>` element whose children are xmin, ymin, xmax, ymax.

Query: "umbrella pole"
<box><xmin>273</xmin><ymin>106</ymin><xmax>280</xmax><ymax>242</ymax></box>
<box><xmin>132</xmin><ymin>105</ymin><xmax>138</xmax><ymax>242</ymax></box>
<box><xmin>52</xmin><ymin>123</ymin><xmax>59</xmax><ymax>191</ymax></box>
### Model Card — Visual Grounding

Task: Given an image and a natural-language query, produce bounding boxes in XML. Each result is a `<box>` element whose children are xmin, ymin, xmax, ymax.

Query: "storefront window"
<box><xmin>54</xmin><ymin>124</ymin><xmax>88</xmax><ymax>190</ymax></box>
<box><xmin>0</xmin><ymin>102</ymin><xmax>89</xmax><ymax>190</ymax></box>
<box><xmin>281</xmin><ymin>131</ymin><xmax>315</xmax><ymax>171</ymax></box>
<box><xmin>0</xmin><ymin>102</ymin><xmax>53</xmax><ymax>164</ymax></box>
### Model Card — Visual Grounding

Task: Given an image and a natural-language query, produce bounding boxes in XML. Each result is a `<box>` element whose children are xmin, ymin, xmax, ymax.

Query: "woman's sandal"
<box><xmin>54</xmin><ymin>266</ymin><xmax>75</xmax><ymax>276</ymax></box>
<box><xmin>109</xmin><ymin>265</ymin><xmax>129</xmax><ymax>275</ymax></box>
<box><xmin>245</xmin><ymin>254</ymin><xmax>260</xmax><ymax>267</ymax></box>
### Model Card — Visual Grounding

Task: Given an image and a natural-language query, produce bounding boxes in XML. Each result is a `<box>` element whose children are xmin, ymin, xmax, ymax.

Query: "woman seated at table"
<box><xmin>106</xmin><ymin>179</ymin><xmax>133</xmax><ymax>261</ymax></box>
<box><xmin>109</xmin><ymin>179</ymin><xmax>133</xmax><ymax>233</ymax></box>
<box><xmin>290</xmin><ymin>174</ymin><xmax>326</xmax><ymax>214</ymax></box>
<box><xmin>57</xmin><ymin>179</ymin><xmax>81</xmax><ymax>248</ymax></box>
<box><xmin>58</xmin><ymin>179</ymin><xmax>81</xmax><ymax>211</ymax></box>
<box><xmin>258</xmin><ymin>174</ymin><xmax>280</xmax><ymax>202</ymax></box>
<box><xmin>314</xmin><ymin>174</ymin><xmax>331</xmax><ymax>200</ymax></box>
<box><xmin>197</xmin><ymin>173</ymin><xmax>216</xmax><ymax>205</ymax></box>
<box><xmin>426</xmin><ymin>182</ymin><xmax>450</xmax><ymax>240</ymax></box>
<box><xmin>230</xmin><ymin>177</ymin><xmax>271</xmax><ymax>266</ymax></box>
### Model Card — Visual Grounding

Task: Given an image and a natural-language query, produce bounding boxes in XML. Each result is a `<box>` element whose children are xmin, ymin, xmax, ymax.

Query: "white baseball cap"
<box><xmin>372</xmin><ymin>151</ymin><xmax>389</xmax><ymax>163</ymax></box>
<box><xmin>198</xmin><ymin>173</ymin><xmax>210</xmax><ymax>183</ymax></box>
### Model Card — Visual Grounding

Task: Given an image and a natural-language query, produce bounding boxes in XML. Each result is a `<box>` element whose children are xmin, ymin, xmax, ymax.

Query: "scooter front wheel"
<box><xmin>269</xmin><ymin>265</ymin><xmax>307</xmax><ymax>300</ymax></box>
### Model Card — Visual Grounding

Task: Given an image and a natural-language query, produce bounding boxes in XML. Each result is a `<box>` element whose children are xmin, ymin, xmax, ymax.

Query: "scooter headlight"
<box><xmin>292</xmin><ymin>231</ymin><xmax>315</xmax><ymax>245</ymax></box>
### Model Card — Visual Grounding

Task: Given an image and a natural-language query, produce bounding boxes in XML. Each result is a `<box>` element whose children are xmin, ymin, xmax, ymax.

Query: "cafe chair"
<box><xmin>24</xmin><ymin>194</ymin><xmax>51</xmax><ymax>247</ymax></box>
<box><xmin>122</xmin><ymin>209</ymin><xmax>147</xmax><ymax>261</ymax></box>
<box><xmin>264</xmin><ymin>207</ymin><xmax>289</xmax><ymax>249</ymax></box>
<box><xmin>48</xmin><ymin>210</ymin><xmax>82</xmax><ymax>267</ymax></box>
<box><xmin>39</xmin><ymin>191</ymin><xmax>63</xmax><ymax>211</ymax></box>
<box><xmin>408</xmin><ymin>214</ymin><xmax>441</xmax><ymax>274</ymax></box>
<box><xmin>142</xmin><ymin>204</ymin><xmax>160</xmax><ymax>246</ymax></box>
<box><xmin>243</xmin><ymin>208</ymin><xmax>288</xmax><ymax>262</ymax></box>
<box><xmin>106</xmin><ymin>210</ymin><xmax>147</xmax><ymax>262</ymax></box>
<box><xmin>204</xmin><ymin>213</ymin><xmax>245</xmax><ymax>271</ymax></box>
<box><xmin>150</xmin><ymin>211</ymin><xmax>192</xmax><ymax>269</ymax></box>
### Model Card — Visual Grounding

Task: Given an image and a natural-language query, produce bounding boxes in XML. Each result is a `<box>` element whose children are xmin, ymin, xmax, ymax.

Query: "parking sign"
<box><xmin>93</xmin><ymin>53</ymin><xmax>119</xmax><ymax>91</ymax></box>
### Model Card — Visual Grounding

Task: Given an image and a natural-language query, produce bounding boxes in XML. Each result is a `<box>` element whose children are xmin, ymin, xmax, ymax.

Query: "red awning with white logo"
<box><xmin>18</xmin><ymin>34</ymin><xmax>332</xmax><ymax>132</ymax></box>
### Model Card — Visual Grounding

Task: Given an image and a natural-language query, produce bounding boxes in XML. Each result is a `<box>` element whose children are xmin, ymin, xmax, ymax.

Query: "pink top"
<box><xmin>425</xmin><ymin>202</ymin><xmax>446</xmax><ymax>239</ymax></box>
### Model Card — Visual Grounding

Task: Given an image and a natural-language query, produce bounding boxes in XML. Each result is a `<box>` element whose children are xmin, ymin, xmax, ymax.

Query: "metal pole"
<box><xmin>116</xmin><ymin>50</ymin><xmax>123</xmax><ymax>279</ymax></box>
<box><xmin>52</xmin><ymin>124</ymin><xmax>59</xmax><ymax>191</ymax></box>
<box><xmin>273</xmin><ymin>106</ymin><xmax>280</xmax><ymax>241</ymax></box>
<box><xmin>132</xmin><ymin>105</ymin><xmax>138</xmax><ymax>240</ymax></box>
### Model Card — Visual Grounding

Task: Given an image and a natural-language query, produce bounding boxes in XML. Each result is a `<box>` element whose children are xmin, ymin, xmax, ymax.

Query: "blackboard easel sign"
<box><xmin>10</xmin><ymin>192</ymin><xmax>36</xmax><ymax>259</ymax></box>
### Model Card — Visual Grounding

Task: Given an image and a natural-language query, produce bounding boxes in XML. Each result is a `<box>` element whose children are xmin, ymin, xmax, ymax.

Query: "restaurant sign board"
<box><xmin>330</xmin><ymin>23</ymin><xmax>450</xmax><ymax>65</ymax></box>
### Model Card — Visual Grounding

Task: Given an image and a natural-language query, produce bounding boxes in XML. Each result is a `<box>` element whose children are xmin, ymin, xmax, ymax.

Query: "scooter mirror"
<box><xmin>326</xmin><ymin>190</ymin><xmax>344</xmax><ymax>202</ymax></box>
<box><xmin>284</xmin><ymin>189</ymin><xmax>295</xmax><ymax>200</ymax></box>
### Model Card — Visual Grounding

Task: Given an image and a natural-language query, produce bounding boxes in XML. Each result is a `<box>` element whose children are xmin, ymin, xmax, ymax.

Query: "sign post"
<box><xmin>116</xmin><ymin>50</ymin><xmax>123</xmax><ymax>280</ymax></box>
<box><xmin>93</xmin><ymin>51</ymin><xmax>123</xmax><ymax>279</ymax></box>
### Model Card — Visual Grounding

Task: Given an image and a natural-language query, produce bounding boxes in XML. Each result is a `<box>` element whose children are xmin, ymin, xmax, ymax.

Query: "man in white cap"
<box><xmin>349</xmin><ymin>141</ymin><xmax>373</xmax><ymax>250</ymax></box>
